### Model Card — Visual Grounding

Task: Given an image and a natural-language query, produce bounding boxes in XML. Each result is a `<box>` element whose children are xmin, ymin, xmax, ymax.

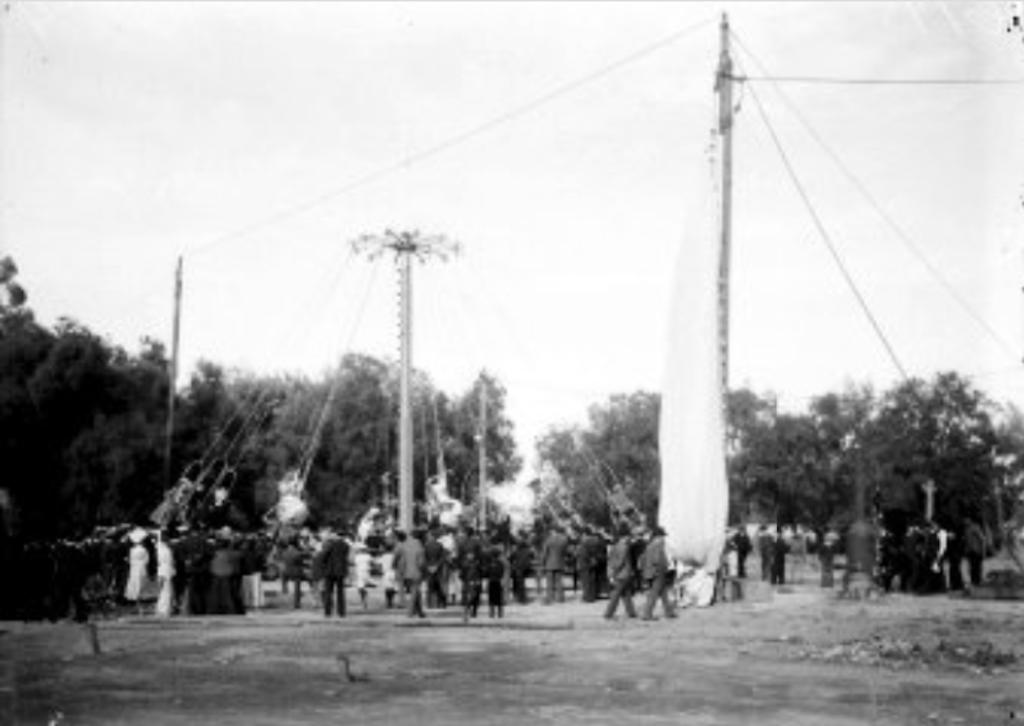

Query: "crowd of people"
<box><xmin>0</xmin><ymin>511</ymin><xmax>998</xmax><ymax>625</ymax></box>
<box><xmin>877</xmin><ymin>517</ymin><xmax>991</xmax><ymax>594</ymax></box>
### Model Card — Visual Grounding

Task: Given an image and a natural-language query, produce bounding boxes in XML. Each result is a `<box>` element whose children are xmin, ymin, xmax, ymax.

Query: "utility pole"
<box><xmin>353</xmin><ymin>230</ymin><xmax>459</xmax><ymax>533</ymax></box>
<box><xmin>164</xmin><ymin>256</ymin><xmax>183</xmax><ymax>491</ymax></box>
<box><xmin>478</xmin><ymin>376</ymin><xmax>488</xmax><ymax>533</ymax></box>
<box><xmin>715</xmin><ymin>13</ymin><xmax>735</xmax><ymax>405</ymax></box>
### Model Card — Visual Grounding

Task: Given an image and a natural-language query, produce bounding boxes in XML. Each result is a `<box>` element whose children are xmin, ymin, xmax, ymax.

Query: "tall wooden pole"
<box><xmin>164</xmin><ymin>256</ymin><xmax>183</xmax><ymax>491</ymax></box>
<box><xmin>716</xmin><ymin>13</ymin><xmax>734</xmax><ymax>404</ymax></box>
<box><xmin>478</xmin><ymin>377</ymin><xmax>487</xmax><ymax>533</ymax></box>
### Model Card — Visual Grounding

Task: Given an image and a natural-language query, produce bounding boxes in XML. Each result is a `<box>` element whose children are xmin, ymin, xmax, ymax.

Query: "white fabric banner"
<box><xmin>658</xmin><ymin>152</ymin><xmax>729</xmax><ymax>575</ymax></box>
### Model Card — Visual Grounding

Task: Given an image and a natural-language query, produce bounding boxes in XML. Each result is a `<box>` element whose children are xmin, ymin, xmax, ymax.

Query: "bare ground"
<box><xmin>2</xmin><ymin>581</ymin><xmax>1022</xmax><ymax>726</ymax></box>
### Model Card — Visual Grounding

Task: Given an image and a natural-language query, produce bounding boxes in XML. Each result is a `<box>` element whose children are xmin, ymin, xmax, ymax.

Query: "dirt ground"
<box><xmin>2</xmin><ymin>573</ymin><xmax>1022</xmax><ymax>726</ymax></box>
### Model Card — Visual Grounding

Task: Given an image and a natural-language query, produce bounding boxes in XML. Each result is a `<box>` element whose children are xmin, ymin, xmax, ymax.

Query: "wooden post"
<box><xmin>478</xmin><ymin>377</ymin><xmax>487</xmax><ymax>533</ymax></box>
<box><xmin>164</xmin><ymin>257</ymin><xmax>182</xmax><ymax>491</ymax></box>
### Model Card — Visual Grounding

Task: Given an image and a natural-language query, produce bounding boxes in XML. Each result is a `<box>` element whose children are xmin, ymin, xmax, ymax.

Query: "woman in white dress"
<box><xmin>155</xmin><ymin>534</ymin><xmax>176</xmax><ymax>617</ymax></box>
<box><xmin>379</xmin><ymin>547</ymin><xmax>397</xmax><ymax>609</ymax></box>
<box><xmin>124</xmin><ymin>538</ymin><xmax>150</xmax><ymax>615</ymax></box>
<box><xmin>353</xmin><ymin>545</ymin><xmax>373</xmax><ymax>609</ymax></box>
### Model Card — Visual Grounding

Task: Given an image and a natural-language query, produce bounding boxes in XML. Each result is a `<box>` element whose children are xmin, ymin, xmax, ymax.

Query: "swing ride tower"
<box><xmin>353</xmin><ymin>230</ymin><xmax>460</xmax><ymax>532</ymax></box>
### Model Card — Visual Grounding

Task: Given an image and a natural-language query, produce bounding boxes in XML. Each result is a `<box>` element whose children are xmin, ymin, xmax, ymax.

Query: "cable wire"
<box><xmin>181</xmin><ymin>16</ymin><xmax>717</xmax><ymax>261</ymax></box>
<box><xmin>299</xmin><ymin>254</ymin><xmax>384</xmax><ymax>480</ymax></box>
<box><xmin>742</xmin><ymin>79</ymin><xmax>910</xmax><ymax>382</ymax></box>
<box><xmin>730</xmin><ymin>31</ymin><xmax>1022</xmax><ymax>366</ymax></box>
<box><xmin>731</xmin><ymin>74</ymin><xmax>1024</xmax><ymax>86</ymax></box>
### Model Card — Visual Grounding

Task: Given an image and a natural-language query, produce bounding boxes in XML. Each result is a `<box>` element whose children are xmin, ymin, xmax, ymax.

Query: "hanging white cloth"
<box><xmin>658</xmin><ymin>146</ymin><xmax>729</xmax><ymax>592</ymax></box>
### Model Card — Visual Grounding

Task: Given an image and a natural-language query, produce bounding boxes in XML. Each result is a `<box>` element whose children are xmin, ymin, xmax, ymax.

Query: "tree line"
<box><xmin>537</xmin><ymin>377</ymin><xmax>1024</xmax><ymax>543</ymax></box>
<box><xmin>0</xmin><ymin>258</ymin><xmax>521</xmax><ymax>539</ymax></box>
<box><xmin>3</xmin><ymin>252</ymin><xmax>1022</xmax><ymax>545</ymax></box>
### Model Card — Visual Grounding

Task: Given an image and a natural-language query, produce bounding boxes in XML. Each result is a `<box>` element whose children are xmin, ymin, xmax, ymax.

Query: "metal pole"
<box><xmin>164</xmin><ymin>257</ymin><xmax>182</xmax><ymax>491</ymax></box>
<box><xmin>351</xmin><ymin>230</ymin><xmax>459</xmax><ymax>533</ymax></box>
<box><xmin>399</xmin><ymin>250</ymin><xmax>414</xmax><ymax>532</ymax></box>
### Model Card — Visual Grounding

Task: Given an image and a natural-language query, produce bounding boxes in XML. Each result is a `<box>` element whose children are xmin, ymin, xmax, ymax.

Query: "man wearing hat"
<box><xmin>640</xmin><ymin>526</ymin><xmax>676</xmax><ymax>620</ymax></box>
<box><xmin>604</xmin><ymin>526</ymin><xmax>638</xmax><ymax>620</ymax></box>
<box><xmin>540</xmin><ymin>524</ymin><xmax>569</xmax><ymax>604</ymax></box>
<box><xmin>319</xmin><ymin>529</ymin><xmax>350</xmax><ymax>618</ymax></box>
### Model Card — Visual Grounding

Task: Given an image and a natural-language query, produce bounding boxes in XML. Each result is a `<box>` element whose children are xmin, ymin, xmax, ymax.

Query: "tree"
<box><xmin>992</xmin><ymin>403</ymin><xmax>1024</xmax><ymax>547</ymax></box>
<box><xmin>536</xmin><ymin>391</ymin><xmax>660</xmax><ymax>529</ymax></box>
<box><xmin>0</xmin><ymin>256</ymin><xmax>27</xmax><ymax>316</ymax></box>
<box><xmin>310</xmin><ymin>354</ymin><xmax>395</xmax><ymax>526</ymax></box>
<box><xmin>867</xmin><ymin>373</ymin><xmax>999</xmax><ymax>529</ymax></box>
<box><xmin>726</xmin><ymin>388</ymin><xmax>778</xmax><ymax>523</ymax></box>
<box><xmin>444</xmin><ymin>370</ymin><xmax>522</xmax><ymax>508</ymax></box>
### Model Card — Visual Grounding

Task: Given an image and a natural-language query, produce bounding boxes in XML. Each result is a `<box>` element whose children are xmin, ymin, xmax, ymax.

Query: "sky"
<box><xmin>2</xmin><ymin>2</ymin><xmax>1023</xmax><ymax>482</ymax></box>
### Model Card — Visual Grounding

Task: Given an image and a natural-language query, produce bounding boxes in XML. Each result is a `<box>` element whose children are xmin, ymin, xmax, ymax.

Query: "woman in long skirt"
<box><xmin>155</xmin><ymin>534</ymin><xmax>176</xmax><ymax>617</ymax></box>
<box><xmin>124</xmin><ymin>540</ymin><xmax>150</xmax><ymax>615</ymax></box>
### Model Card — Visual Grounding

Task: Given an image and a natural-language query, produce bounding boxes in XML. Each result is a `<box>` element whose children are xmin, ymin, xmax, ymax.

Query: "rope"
<box><xmin>171</xmin><ymin>244</ymin><xmax>356</xmax><ymax>492</ymax></box>
<box><xmin>193</xmin><ymin>401</ymin><xmax>277</xmax><ymax>510</ymax></box>
<box><xmin>188</xmin><ymin>388</ymin><xmax>277</xmax><ymax>487</ymax></box>
<box><xmin>729</xmin><ymin>31</ymin><xmax>1022</xmax><ymax>365</ymax></box>
<box><xmin>183</xmin><ymin>16</ymin><xmax>718</xmax><ymax>262</ymax></box>
<box><xmin>730</xmin><ymin>74</ymin><xmax>1024</xmax><ymax>86</ymax></box>
<box><xmin>743</xmin><ymin>79</ymin><xmax>910</xmax><ymax>383</ymax></box>
<box><xmin>297</xmin><ymin>255</ymin><xmax>384</xmax><ymax>482</ymax></box>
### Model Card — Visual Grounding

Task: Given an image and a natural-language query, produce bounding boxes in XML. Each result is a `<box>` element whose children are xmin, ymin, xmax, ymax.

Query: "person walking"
<box><xmin>540</xmin><ymin>525</ymin><xmax>569</xmax><ymax>604</ymax></box>
<box><xmin>319</xmin><ymin>530</ymin><xmax>350</xmax><ymax>618</ymax></box>
<box><xmin>640</xmin><ymin>526</ymin><xmax>676</xmax><ymax>620</ymax></box>
<box><xmin>604</xmin><ymin>526</ymin><xmax>638</xmax><ymax>620</ymax></box>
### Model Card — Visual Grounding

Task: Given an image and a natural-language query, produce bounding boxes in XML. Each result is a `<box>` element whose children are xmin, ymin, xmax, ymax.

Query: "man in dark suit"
<box><xmin>540</xmin><ymin>525</ymin><xmax>569</xmax><ymax>604</ymax></box>
<box><xmin>604</xmin><ymin>526</ymin><xmax>638</xmax><ymax>620</ymax></box>
<box><xmin>641</xmin><ymin>526</ymin><xmax>676</xmax><ymax>620</ymax></box>
<box><xmin>319</xmin><ymin>530</ymin><xmax>350</xmax><ymax>618</ymax></box>
<box><xmin>424</xmin><ymin>529</ymin><xmax>447</xmax><ymax>609</ymax></box>
<box><xmin>579</xmin><ymin>528</ymin><xmax>602</xmax><ymax>603</ymax></box>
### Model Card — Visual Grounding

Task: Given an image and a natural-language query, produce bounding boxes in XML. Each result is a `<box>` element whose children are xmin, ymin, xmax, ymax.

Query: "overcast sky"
<box><xmin>3</xmin><ymin>2</ymin><xmax>1023</xmax><ymax>478</ymax></box>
